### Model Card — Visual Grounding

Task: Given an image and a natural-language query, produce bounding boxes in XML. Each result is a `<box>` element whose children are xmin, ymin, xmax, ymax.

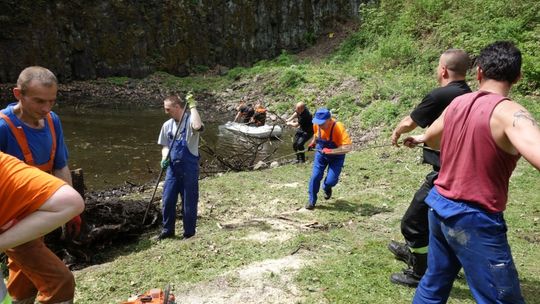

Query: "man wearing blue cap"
<box><xmin>305</xmin><ymin>108</ymin><xmax>352</xmax><ymax>209</ymax></box>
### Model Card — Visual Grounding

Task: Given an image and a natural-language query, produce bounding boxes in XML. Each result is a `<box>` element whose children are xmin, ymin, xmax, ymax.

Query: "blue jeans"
<box><xmin>308</xmin><ymin>152</ymin><xmax>345</xmax><ymax>205</ymax></box>
<box><xmin>413</xmin><ymin>188</ymin><xmax>524</xmax><ymax>304</ymax></box>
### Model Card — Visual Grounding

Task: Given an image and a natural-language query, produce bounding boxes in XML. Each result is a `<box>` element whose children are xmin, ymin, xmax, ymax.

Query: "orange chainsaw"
<box><xmin>121</xmin><ymin>284</ymin><xmax>175</xmax><ymax>304</ymax></box>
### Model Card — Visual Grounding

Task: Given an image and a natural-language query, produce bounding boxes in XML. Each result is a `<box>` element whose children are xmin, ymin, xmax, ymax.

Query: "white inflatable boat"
<box><xmin>224</xmin><ymin>121</ymin><xmax>283</xmax><ymax>138</ymax></box>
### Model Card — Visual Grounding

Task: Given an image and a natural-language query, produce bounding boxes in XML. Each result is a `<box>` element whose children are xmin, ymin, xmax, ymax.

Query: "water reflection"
<box><xmin>55</xmin><ymin>104</ymin><xmax>294</xmax><ymax>190</ymax></box>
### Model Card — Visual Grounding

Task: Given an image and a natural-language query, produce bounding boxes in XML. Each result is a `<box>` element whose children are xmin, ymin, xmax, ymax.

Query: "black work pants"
<box><xmin>400</xmin><ymin>170</ymin><xmax>438</xmax><ymax>249</ymax></box>
<box><xmin>292</xmin><ymin>130</ymin><xmax>313</xmax><ymax>162</ymax></box>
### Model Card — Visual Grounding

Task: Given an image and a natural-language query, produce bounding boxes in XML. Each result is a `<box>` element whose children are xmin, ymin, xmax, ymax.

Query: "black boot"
<box><xmin>388</xmin><ymin>241</ymin><xmax>413</xmax><ymax>267</ymax></box>
<box><xmin>299</xmin><ymin>153</ymin><xmax>305</xmax><ymax>163</ymax></box>
<box><xmin>390</xmin><ymin>252</ymin><xmax>427</xmax><ymax>288</ymax></box>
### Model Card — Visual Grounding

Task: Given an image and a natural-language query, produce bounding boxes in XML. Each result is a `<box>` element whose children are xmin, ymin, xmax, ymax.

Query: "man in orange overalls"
<box><xmin>0</xmin><ymin>66</ymin><xmax>82</xmax><ymax>304</ymax></box>
<box><xmin>0</xmin><ymin>152</ymin><xmax>84</xmax><ymax>303</ymax></box>
<box><xmin>305</xmin><ymin>108</ymin><xmax>352</xmax><ymax>210</ymax></box>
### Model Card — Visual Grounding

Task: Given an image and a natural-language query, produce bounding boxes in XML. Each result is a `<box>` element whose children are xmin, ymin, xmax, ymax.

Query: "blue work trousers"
<box><xmin>413</xmin><ymin>188</ymin><xmax>524</xmax><ymax>304</ymax></box>
<box><xmin>162</xmin><ymin>159</ymin><xmax>199</xmax><ymax>238</ymax></box>
<box><xmin>308</xmin><ymin>152</ymin><xmax>345</xmax><ymax>205</ymax></box>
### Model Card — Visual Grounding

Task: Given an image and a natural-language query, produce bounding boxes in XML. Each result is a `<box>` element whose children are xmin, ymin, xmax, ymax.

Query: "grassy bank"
<box><xmin>74</xmin><ymin>146</ymin><xmax>539</xmax><ymax>303</ymax></box>
<box><xmin>76</xmin><ymin>0</ymin><xmax>540</xmax><ymax>302</ymax></box>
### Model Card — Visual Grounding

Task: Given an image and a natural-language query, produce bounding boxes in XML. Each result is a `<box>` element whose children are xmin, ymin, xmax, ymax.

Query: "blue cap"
<box><xmin>312</xmin><ymin>108</ymin><xmax>331</xmax><ymax>125</ymax></box>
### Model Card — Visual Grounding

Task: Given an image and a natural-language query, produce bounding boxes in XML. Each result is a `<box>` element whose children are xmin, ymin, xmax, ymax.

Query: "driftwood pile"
<box><xmin>45</xmin><ymin>170</ymin><xmax>161</xmax><ymax>270</ymax></box>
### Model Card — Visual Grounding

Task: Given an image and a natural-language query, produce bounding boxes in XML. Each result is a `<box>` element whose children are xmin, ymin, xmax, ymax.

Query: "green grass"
<box><xmin>74</xmin><ymin>147</ymin><xmax>540</xmax><ymax>303</ymax></box>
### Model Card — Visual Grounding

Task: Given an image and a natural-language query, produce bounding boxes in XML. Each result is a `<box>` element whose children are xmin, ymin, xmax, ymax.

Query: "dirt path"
<box><xmin>173</xmin><ymin>255</ymin><xmax>312</xmax><ymax>304</ymax></box>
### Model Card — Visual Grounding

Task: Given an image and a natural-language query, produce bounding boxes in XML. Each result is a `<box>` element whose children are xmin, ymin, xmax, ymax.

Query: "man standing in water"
<box><xmin>306</xmin><ymin>108</ymin><xmax>352</xmax><ymax>210</ymax></box>
<box><xmin>406</xmin><ymin>41</ymin><xmax>539</xmax><ymax>303</ymax></box>
<box><xmin>388</xmin><ymin>49</ymin><xmax>471</xmax><ymax>287</ymax></box>
<box><xmin>157</xmin><ymin>93</ymin><xmax>203</xmax><ymax>240</ymax></box>
<box><xmin>0</xmin><ymin>66</ymin><xmax>82</xmax><ymax>304</ymax></box>
<box><xmin>286</xmin><ymin>102</ymin><xmax>313</xmax><ymax>163</ymax></box>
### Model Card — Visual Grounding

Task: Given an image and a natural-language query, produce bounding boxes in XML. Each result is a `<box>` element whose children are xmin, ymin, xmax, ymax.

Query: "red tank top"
<box><xmin>435</xmin><ymin>91</ymin><xmax>520</xmax><ymax>213</ymax></box>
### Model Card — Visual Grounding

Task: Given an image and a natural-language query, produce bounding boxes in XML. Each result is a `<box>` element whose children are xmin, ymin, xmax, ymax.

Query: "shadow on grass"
<box><xmin>79</xmin><ymin>230</ymin><xmax>158</xmax><ymax>269</ymax></box>
<box><xmin>316</xmin><ymin>199</ymin><xmax>393</xmax><ymax>216</ymax></box>
<box><xmin>316</xmin><ymin>199</ymin><xmax>358</xmax><ymax>213</ymax></box>
<box><xmin>356</xmin><ymin>202</ymin><xmax>393</xmax><ymax>216</ymax></box>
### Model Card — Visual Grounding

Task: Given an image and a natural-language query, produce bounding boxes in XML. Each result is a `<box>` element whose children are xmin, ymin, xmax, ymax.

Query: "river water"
<box><xmin>55</xmin><ymin>104</ymin><xmax>295</xmax><ymax>190</ymax></box>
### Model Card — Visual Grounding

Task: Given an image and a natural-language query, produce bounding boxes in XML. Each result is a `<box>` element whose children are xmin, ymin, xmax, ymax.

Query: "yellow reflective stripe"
<box><xmin>1</xmin><ymin>294</ymin><xmax>12</xmax><ymax>304</ymax></box>
<box><xmin>410</xmin><ymin>246</ymin><xmax>428</xmax><ymax>254</ymax></box>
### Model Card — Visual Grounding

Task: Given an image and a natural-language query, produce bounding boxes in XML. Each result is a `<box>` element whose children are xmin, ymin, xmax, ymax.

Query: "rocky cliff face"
<box><xmin>0</xmin><ymin>0</ymin><xmax>363</xmax><ymax>82</ymax></box>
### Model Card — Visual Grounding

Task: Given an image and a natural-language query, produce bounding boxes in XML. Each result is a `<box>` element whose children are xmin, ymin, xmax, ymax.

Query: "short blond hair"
<box><xmin>17</xmin><ymin>66</ymin><xmax>58</xmax><ymax>95</ymax></box>
<box><xmin>164</xmin><ymin>95</ymin><xmax>185</xmax><ymax>107</ymax></box>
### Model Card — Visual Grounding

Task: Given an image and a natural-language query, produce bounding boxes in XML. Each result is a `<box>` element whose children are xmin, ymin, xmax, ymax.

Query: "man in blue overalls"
<box><xmin>157</xmin><ymin>93</ymin><xmax>203</xmax><ymax>240</ymax></box>
<box><xmin>306</xmin><ymin>108</ymin><xmax>352</xmax><ymax>210</ymax></box>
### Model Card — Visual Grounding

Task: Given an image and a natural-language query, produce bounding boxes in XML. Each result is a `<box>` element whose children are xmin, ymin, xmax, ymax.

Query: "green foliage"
<box><xmin>278</xmin><ymin>66</ymin><xmax>306</xmax><ymax>89</ymax></box>
<box><xmin>303</xmin><ymin>30</ymin><xmax>317</xmax><ymax>45</ymax></box>
<box><xmin>226</xmin><ymin>66</ymin><xmax>247</xmax><ymax>80</ymax></box>
<box><xmin>193</xmin><ymin>65</ymin><xmax>210</xmax><ymax>73</ymax></box>
<box><xmin>106</xmin><ymin>76</ymin><xmax>130</xmax><ymax>85</ymax></box>
<box><xmin>326</xmin><ymin>93</ymin><xmax>362</xmax><ymax>119</ymax></box>
<box><xmin>345</xmin><ymin>0</ymin><xmax>540</xmax><ymax>92</ymax></box>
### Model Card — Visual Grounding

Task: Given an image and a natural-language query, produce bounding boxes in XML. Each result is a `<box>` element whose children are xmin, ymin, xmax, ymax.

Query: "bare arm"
<box><xmin>53</xmin><ymin>165</ymin><xmax>73</xmax><ymax>186</ymax></box>
<box><xmin>234</xmin><ymin>111</ymin><xmax>241</xmax><ymax>122</ymax></box>
<box><xmin>161</xmin><ymin>146</ymin><xmax>169</xmax><ymax>160</ymax></box>
<box><xmin>0</xmin><ymin>184</ymin><xmax>84</xmax><ymax>251</ymax></box>
<box><xmin>325</xmin><ymin>144</ymin><xmax>352</xmax><ymax>155</ymax></box>
<box><xmin>287</xmin><ymin>120</ymin><xmax>299</xmax><ymax>127</ymax></box>
<box><xmin>497</xmin><ymin>101</ymin><xmax>540</xmax><ymax>169</ymax></box>
<box><xmin>286</xmin><ymin>112</ymin><xmax>299</xmax><ymax>127</ymax></box>
<box><xmin>391</xmin><ymin>115</ymin><xmax>418</xmax><ymax>146</ymax></box>
<box><xmin>286</xmin><ymin>112</ymin><xmax>298</xmax><ymax>122</ymax></box>
<box><xmin>190</xmin><ymin>107</ymin><xmax>203</xmax><ymax>131</ymax></box>
<box><xmin>403</xmin><ymin>109</ymin><xmax>446</xmax><ymax>149</ymax></box>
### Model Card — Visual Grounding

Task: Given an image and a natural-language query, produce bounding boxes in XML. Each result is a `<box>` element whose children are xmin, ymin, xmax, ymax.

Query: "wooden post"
<box><xmin>70</xmin><ymin>168</ymin><xmax>85</xmax><ymax>198</ymax></box>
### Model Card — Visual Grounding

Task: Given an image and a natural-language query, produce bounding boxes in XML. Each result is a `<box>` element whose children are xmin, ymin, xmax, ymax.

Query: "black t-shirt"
<box><xmin>297</xmin><ymin>109</ymin><xmax>313</xmax><ymax>134</ymax></box>
<box><xmin>410</xmin><ymin>80</ymin><xmax>471</xmax><ymax>128</ymax></box>
<box><xmin>410</xmin><ymin>80</ymin><xmax>471</xmax><ymax>169</ymax></box>
<box><xmin>239</xmin><ymin>105</ymin><xmax>255</xmax><ymax>123</ymax></box>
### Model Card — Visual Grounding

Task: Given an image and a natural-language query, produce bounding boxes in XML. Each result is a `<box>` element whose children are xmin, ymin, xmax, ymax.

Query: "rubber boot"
<box><xmin>388</xmin><ymin>240</ymin><xmax>413</xmax><ymax>267</ymax></box>
<box><xmin>390</xmin><ymin>252</ymin><xmax>427</xmax><ymax>288</ymax></box>
<box><xmin>299</xmin><ymin>153</ymin><xmax>305</xmax><ymax>163</ymax></box>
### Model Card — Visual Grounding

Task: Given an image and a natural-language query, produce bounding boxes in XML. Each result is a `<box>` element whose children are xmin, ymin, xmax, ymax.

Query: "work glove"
<box><xmin>186</xmin><ymin>92</ymin><xmax>197</xmax><ymax>109</ymax></box>
<box><xmin>160</xmin><ymin>159</ymin><xmax>170</xmax><ymax>169</ymax></box>
<box><xmin>66</xmin><ymin>215</ymin><xmax>82</xmax><ymax>238</ymax></box>
<box><xmin>322</xmin><ymin>148</ymin><xmax>333</xmax><ymax>154</ymax></box>
<box><xmin>307</xmin><ymin>142</ymin><xmax>316</xmax><ymax>151</ymax></box>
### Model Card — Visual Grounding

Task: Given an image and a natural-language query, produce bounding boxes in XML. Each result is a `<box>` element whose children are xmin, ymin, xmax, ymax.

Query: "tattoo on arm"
<box><xmin>512</xmin><ymin>110</ymin><xmax>538</xmax><ymax>127</ymax></box>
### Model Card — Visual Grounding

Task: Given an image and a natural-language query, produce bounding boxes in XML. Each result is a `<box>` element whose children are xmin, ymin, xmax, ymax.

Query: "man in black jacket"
<box><xmin>286</xmin><ymin>102</ymin><xmax>314</xmax><ymax>163</ymax></box>
<box><xmin>389</xmin><ymin>49</ymin><xmax>472</xmax><ymax>287</ymax></box>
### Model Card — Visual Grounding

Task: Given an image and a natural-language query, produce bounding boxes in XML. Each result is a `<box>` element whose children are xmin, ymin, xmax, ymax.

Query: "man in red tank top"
<box><xmin>405</xmin><ymin>42</ymin><xmax>540</xmax><ymax>303</ymax></box>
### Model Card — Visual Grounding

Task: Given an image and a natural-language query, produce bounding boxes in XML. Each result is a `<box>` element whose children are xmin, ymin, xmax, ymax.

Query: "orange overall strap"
<box><xmin>0</xmin><ymin>112</ymin><xmax>35</xmax><ymax>166</ymax></box>
<box><xmin>0</xmin><ymin>112</ymin><xmax>57</xmax><ymax>172</ymax></box>
<box><xmin>39</xmin><ymin>113</ymin><xmax>57</xmax><ymax>172</ymax></box>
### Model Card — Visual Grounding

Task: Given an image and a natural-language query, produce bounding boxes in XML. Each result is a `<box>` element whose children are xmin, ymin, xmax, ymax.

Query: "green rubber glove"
<box><xmin>160</xmin><ymin>159</ymin><xmax>170</xmax><ymax>169</ymax></box>
<box><xmin>186</xmin><ymin>92</ymin><xmax>197</xmax><ymax>109</ymax></box>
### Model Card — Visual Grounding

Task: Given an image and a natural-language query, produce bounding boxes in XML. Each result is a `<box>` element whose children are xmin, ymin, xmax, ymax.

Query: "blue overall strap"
<box><xmin>328</xmin><ymin>121</ymin><xmax>336</xmax><ymax>144</ymax></box>
<box><xmin>169</xmin><ymin>114</ymin><xmax>190</xmax><ymax>148</ymax></box>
